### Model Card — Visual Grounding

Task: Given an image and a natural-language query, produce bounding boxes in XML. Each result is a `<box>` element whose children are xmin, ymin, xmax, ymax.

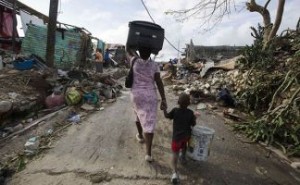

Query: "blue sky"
<box><xmin>18</xmin><ymin>0</ymin><xmax>299</xmax><ymax>60</ymax></box>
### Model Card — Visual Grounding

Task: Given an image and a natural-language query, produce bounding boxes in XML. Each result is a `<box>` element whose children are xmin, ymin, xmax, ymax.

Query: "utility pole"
<box><xmin>46</xmin><ymin>0</ymin><xmax>59</xmax><ymax>67</ymax></box>
<box><xmin>12</xmin><ymin>0</ymin><xmax>17</xmax><ymax>53</ymax></box>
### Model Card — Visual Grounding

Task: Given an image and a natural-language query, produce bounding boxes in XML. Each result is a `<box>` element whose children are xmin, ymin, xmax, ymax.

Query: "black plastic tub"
<box><xmin>126</xmin><ymin>21</ymin><xmax>164</xmax><ymax>54</ymax></box>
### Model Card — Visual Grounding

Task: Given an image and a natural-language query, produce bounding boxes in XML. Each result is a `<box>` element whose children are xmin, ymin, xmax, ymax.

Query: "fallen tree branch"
<box><xmin>268</xmin><ymin>70</ymin><xmax>291</xmax><ymax>112</ymax></box>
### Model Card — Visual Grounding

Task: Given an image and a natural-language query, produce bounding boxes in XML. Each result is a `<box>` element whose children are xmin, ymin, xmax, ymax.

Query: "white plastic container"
<box><xmin>187</xmin><ymin>125</ymin><xmax>215</xmax><ymax>161</ymax></box>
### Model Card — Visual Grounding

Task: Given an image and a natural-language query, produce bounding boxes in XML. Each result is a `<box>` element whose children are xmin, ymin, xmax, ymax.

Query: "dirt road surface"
<box><xmin>9</xmin><ymin>86</ymin><xmax>300</xmax><ymax>185</ymax></box>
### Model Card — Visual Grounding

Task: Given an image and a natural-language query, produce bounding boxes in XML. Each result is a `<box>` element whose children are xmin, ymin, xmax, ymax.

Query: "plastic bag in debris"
<box><xmin>45</xmin><ymin>93</ymin><xmax>65</xmax><ymax>108</ymax></box>
<box><xmin>67</xmin><ymin>112</ymin><xmax>81</xmax><ymax>123</ymax></box>
<box><xmin>65</xmin><ymin>88</ymin><xmax>82</xmax><ymax>105</ymax></box>
<box><xmin>57</xmin><ymin>69</ymin><xmax>68</xmax><ymax>78</ymax></box>
<box><xmin>24</xmin><ymin>136</ymin><xmax>40</xmax><ymax>155</ymax></box>
<box><xmin>83</xmin><ymin>92</ymin><xmax>98</xmax><ymax>105</ymax></box>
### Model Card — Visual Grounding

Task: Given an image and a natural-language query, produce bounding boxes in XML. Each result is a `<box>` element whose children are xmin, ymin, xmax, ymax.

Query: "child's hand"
<box><xmin>194</xmin><ymin>111</ymin><xmax>200</xmax><ymax>117</ymax></box>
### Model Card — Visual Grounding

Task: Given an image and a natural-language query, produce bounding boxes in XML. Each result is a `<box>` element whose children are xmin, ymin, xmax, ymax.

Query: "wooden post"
<box><xmin>12</xmin><ymin>0</ymin><xmax>17</xmax><ymax>53</ymax></box>
<box><xmin>46</xmin><ymin>0</ymin><xmax>59</xmax><ymax>68</ymax></box>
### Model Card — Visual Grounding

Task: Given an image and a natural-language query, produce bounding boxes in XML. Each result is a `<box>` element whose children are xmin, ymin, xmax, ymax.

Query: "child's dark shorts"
<box><xmin>171</xmin><ymin>137</ymin><xmax>190</xmax><ymax>153</ymax></box>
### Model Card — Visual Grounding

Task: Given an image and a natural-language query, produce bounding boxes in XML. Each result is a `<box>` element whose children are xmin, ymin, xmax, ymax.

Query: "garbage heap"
<box><xmin>170</xmin><ymin>27</ymin><xmax>300</xmax><ymax>156</ymax></box>
<box><xmin>0</xmin><ymin>53</ymin><xmax>127</xmax><ymax>138</ymax></box>
<box><xmin>169</xmin><ymin>56</ymin><xmax>242</xmax><ymax>102</ymax></box>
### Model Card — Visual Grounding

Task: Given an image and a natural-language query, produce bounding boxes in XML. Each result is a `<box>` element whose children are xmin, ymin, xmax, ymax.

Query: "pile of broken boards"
<box><xmin>0</xmin><ymin>64</ymin><xmax>124</xmax><ymax>140</ymax></box>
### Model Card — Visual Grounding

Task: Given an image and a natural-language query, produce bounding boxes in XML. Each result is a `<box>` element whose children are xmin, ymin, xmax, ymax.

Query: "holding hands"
<box><xmin>160</xmin><ymin>99</ymin><xmax>167</xmax><ymax>110</ymax></box>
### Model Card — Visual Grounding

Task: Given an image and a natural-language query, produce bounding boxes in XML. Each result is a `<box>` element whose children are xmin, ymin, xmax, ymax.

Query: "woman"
<box><xmin>129</xmin><ymin>47</ymin><xmax>167</xmax><ymax>162</ymax></box>
<box><xmin>95</xmin><ymin>48</ymin><xmax>103</xmax><ymax>73</ymax></box>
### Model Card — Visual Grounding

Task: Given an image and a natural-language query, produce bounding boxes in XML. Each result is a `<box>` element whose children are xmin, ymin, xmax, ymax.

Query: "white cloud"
<box><xmin>200</xmin><ymin>22</ymin><xmax>253</xmax><ymax>46</ymax></box>
<box><xmin>61</xmin><ymin>0</ymin><xmax>71</xmax><ymax>3</ymax></box>
<box><xmin>17</xmin><ymin>0</ymin><xmax>299</xmax><ymax>61</ymax></box>
<box><xmin>79</xmin><ymin>9</ymin><xmax>113</xmax><ymax>22</ymax></box>
<box><xmin>99</xmin><ymin>24</ymin><xmax>128</xmax><ymax>44</ymax></box>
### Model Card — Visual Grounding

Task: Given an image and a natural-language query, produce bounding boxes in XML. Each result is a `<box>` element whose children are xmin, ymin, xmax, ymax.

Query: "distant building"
<box><xmin>184</xmin><ymin>39</ymin><xmax>244</xmax><ymax>62</ymax></box>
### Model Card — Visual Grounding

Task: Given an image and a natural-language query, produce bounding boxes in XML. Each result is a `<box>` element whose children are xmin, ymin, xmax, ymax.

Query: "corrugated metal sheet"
<box><xmin>97</xmin><ymin>40</ymin><xmax>105</xmax><ymax>53</ymax></box>
<box><xmin>21</xmin><ymin>24</ymin><xmax>86</xmax><ymax>69</ymax></box>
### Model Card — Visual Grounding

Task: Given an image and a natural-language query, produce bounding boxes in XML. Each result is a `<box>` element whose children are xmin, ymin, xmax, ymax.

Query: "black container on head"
<box><xmin>126</xmin><ymin>21</ymin><xmax>164</xmax><ymax>55</ymax></box>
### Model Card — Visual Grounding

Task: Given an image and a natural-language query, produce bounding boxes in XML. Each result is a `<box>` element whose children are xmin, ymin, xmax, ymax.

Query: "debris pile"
<box><xmin>0</xmin><ymin>51</ymin><xmax>128</xmax><ymax>178</ymax></box>
<box><xmin>170</xmin><ymin>57</ymin><xmax>241</xmax><ymax>102</ymax></box>
<box><xmin>169</xmin><ymin>26</ymin><xmax>300</xmax><ymax>156</ymax></box>
<box><xmin>0</xmin><ymin>54</ymin><xmax>126</xmax><ymax>139</ymax></box>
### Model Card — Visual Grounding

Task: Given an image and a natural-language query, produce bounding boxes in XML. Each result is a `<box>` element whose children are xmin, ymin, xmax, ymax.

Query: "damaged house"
<box><xmin>21</xmin><ymin>24</ymin><xmax>94</xmax><ymax>69</ymax></box>
<box><xmin>0</xmin><ymin>0</ymin><xmax>103</xmax><ymax>69</ymax></box>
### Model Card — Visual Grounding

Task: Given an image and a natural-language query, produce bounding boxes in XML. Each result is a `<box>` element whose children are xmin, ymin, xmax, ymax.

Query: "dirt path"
<box><xmin>8</xmin><ymin>87</ymin><xmax>300</xmax><ymax>185</ymax></box>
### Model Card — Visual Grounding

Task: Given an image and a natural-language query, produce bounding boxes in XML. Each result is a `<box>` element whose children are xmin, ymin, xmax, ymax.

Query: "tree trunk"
<box><xmin>266</xmin><ymin>0</ymin><xmax>285</xmax><ymax>47</ymax></box>
<box><xmin>246</xmin><ymin>0</ymin><xmax>285</xmax><ymax>49</ymax></box>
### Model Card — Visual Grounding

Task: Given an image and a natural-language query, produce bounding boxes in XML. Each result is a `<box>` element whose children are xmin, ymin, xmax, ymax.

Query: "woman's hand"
<box><xmin>160</xmin><ymin>99</ymin><xmax>167</xmax><ymax>110</ymax></box>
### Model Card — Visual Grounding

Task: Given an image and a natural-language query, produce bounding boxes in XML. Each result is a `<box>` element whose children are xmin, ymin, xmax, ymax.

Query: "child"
<box><xmin>163</xmin><ymin>93</ymin><xmax>196</xmax><ymax>183</ymax></box>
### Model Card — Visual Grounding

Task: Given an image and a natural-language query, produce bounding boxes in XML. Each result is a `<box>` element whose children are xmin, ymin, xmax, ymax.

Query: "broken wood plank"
<box><xmin>0</xmin><ymin>106</ymin><xmax>68</xmax><ymax>142</ymax></box>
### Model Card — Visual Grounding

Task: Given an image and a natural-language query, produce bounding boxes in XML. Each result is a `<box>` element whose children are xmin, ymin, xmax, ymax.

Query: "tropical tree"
<box><xmin>166</xmin><ymin>0</ymin><xmax>286</xmax><ymax>48</ymax></box>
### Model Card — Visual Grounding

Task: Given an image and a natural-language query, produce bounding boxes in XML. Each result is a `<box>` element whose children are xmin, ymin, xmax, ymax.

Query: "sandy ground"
<box><xmin>7</xmin><ymin>85</ymin><xmax>300</xmax><ymax>185</ymax></box>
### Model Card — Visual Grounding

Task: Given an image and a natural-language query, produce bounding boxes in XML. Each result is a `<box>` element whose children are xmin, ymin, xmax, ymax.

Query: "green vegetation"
<box><xmin>235</xmin><ymin>24</ymin><xmax>300</xmax><ymax>156</ymax></box>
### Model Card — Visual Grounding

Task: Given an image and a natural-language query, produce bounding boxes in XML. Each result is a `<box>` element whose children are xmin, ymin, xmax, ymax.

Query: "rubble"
<box><xmin>0</xmin><ymin>52</ymin><xmax>128</xmax><ymax>178</ymax></box>
<box><xmin>167</xmin><ymin>26</ymin><xmax>300</xmax><ymax>157</ymax></box>
<box><xmin>0</xmin><ymin>0</ymin><xmax>134</xmax><ymax>180</ymax></box>
<box><xmin>196</xmin><ymin>103</ymin><xmax>206</xmax><ymax>110</ymax></box>
<box><xmin>0</xmin><ymin>51</ymin><xmax>127</xmax><ymax>140</ymax></box>
<box><xmin>0</xmin><ymin>101</ymin><xmax>12</xmax><ymax>113</ymax></box>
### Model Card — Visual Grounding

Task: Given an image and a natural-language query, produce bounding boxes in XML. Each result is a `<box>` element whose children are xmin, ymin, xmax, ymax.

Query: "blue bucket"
<box><xmin>13</xmin><ymin>59</ymin><xmax>34</xmax><ymax>70</ymax></box>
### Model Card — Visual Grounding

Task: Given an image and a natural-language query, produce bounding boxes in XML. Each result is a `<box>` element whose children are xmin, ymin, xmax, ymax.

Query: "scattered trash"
<box><xmin>57</xmin><ymin>69</ymin><xmax>68</xmax><ymax>78</ymax></box>
<box><xmin>83</xmin><ymin>92</ymin><xmax>99</xmax><ymax>105</ymax></box>
<box><xmin>81</xmin><ymin>103</ymin><xmax>95</xmax><ymax>111</ymax></box>
<box><xmin>196</xmin><ymin>103</ymin><xmax>206</xmax><ymax>110</ymax></box>
<box><xmin>8</xmin><ymin>92</ymin><xmax>19</xmax><ymax>100</ymax></box>
<box><xmin>101</xmin><ymin>87</ymin><xmax>113</xmax><ymax>99</ymax></box>
<box><xmin>45</xmin><ymin>92</ymin><xmax>65</xmax><ymax>108</ymax></box>
<box><xmin>0</xmin><ymin>101</ymin><xmax>12</xmax><ymax>113</ymax></box>
<box><xmin>46</xmin><ymin>128</ymin><xmax>54</xmax><ymax>136</ymax></box>
<box><xmin>67</xmin><ymin>112</ymin><xmax>81</xmax><ymax>124</ymax></box>
<box><xmin>65</xmin><ymin>88</ymin><xmax>82</xmax><ymax>105</ymax></box>
<box><xmin>255</xmin><ymin>166</ymin><xmax>268</xmax><ymax>176</ymax></box>
<box><xmin>24</xmin><ymin>136</ymin><xmax>40</xmax><ymax>155</ymax></box>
